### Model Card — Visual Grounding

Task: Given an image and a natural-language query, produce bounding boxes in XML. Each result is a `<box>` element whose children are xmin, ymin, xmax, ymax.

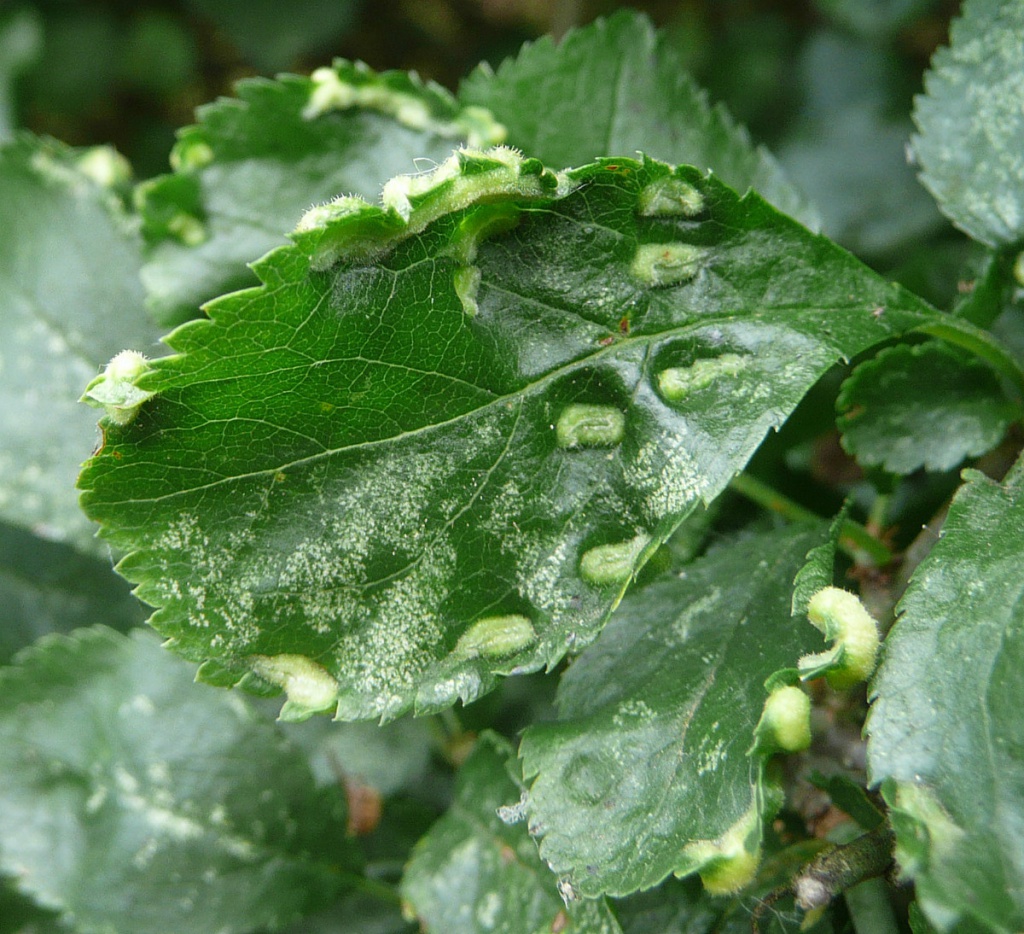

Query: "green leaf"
<box><xmin>611</xmin><ymin>878</ymin><xmax>722</xmax><ymax>933</ymax></box>
<box><xmin>401</xmin><ymin>732</ymin><xmax>622</xmax><ymax>934</ymax></box>
<box><xmin>791</xmin><ymin>503</ymin><xmax>846</xmax><ymax>617</ymax></box>
<box><xmin>138</xmin><ymin>61</ymin><xmax>505</xmax><ymax>324</ymax></box>
<box><xmin>0</xmin><ymin>135</ymin><xmax>160</xmax><ymax>554</ymax></box>
<box><xmin>519</xmin><ymin>525</ymin><xmax>827</xmax><ymax>898</ymax></box>
<box><xmin>0</xmin><ymin>520</ymin><xmax>143</xmax><ymax>664</ymax></box>
<box><xmin>79</xmin><ymin>150</ymin><xmax>941</xmax><ymax>722</ymax></box>
<box><xmin>837</xmin><ymin>342</ymin><xmax>1019</xmax><ymax>474</ymax></box>
<box><xmin>459</xmin><ymin>11</ymin><xmax>818</xmax><ymax>228</ymax></box>
<box><xmin>912</xmin><ymin>0</ymin><xmax>1024</xmax><ymax>248</ymax></box>
<box><xmin>776</xmin><ymin>31</ymin><xmax>943</xmax><ymax>257</ymax></box>
<box><xmin>0</xmin><ymin>627</ymin><xmax>362</xmax><ymax>934</ymax></box>
<box><xmin>867</xmin><ymin>457</ymin><xmax>1024</xmax><ymax>932</ymax></box>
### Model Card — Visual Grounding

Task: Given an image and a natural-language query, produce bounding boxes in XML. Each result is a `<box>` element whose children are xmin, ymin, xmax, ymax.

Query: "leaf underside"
<box><xmin>520</xmin><ymin>524</ymin><xmax>826</xmax><ymax>898</ymax></box>
<box><xmin>79</xmin><ymin>152</ymin><xmax>939</xmax><ymax>722</ymax></box>
<box><xmin>912</xmin><ymin>0</ymin><xmax>1024</xmax><ymax>248</ymax></box>
<box><xmin>0</xmin><ymin>135</ymin><xmax>158</xmax><ymax>553</ymax></box>
<box><xmin>140</xmin><ymin>60</ymin><xmax>502</xmax><ymax>325</ymax></box>
<box><xmin>867</xmin><ymin>456</ymin><xmax>1024</xmax><ymax>933</ymax></box>
<box><xmin>0</xmin><ymin>627</ymin><xmax>359</xmax><ymax>934</ymax></box>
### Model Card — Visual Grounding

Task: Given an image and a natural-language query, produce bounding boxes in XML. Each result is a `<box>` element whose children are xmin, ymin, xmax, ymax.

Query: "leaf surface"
<box><xmin>401</xmin><ymin>732</ymin><xmax>622</xmax><ymax>934</ymax></box>
<box><xmin>459</xmin><ymin>11</ymin><xmax>817</xmax><ymax>228</ymax></box>
<box><xmin>0</xmin><ymin>135</ymin><xmax>159</xmax><ymax>553</ymax></box>
<box><xmin>80</xmin><ymin>151</ymin><xmax>941</xmax><ymax>721</ymax></box>
<box><xmin>912</xmin><ymin>0</ymin><xmax>1024</xmax><ymax>247</ymax></box>
<box><xmin>0</xmin><ymin>627</ymin><xmax>361</xmax><ymax>934</ymax></box>
<box><xmin>867</xmin><ymin>457</ymin><xmax>1024</xmax><ymax>932</ymax></box>
<box><xmin>0</xmin><ymin>520</ymin><xmax>143</xmax><ymax>664</ymax></box>
<box><xmin>837</xmin><ymin>342</ymin><xmax>1019</xmax><ymax>474</ymax></box>
<box><xmin>520</xmin><ymin>525</ymin><xmax>826</xmax><ymax>897</ymax></box>
<box><xmin>139</xmin><ymin>61</ymin><xmax>504</xmax><ymax>324</ymax></box>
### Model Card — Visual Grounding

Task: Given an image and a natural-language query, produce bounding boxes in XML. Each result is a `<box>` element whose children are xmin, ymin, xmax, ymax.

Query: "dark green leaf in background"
<box><xmin>837</xmin><ymin>341</ymin><xmax>1019</xmax><ymax>474</ymax></box>
<box><xmin>867</xmin><ymin>456</ymin><xmax>1024</xmax><ymax>932</ymax></box>
<box><xmin>80</xmin><ymin>151</ymin><xmax>942</xmax><ymax>722</ymax></box>
<box><xmin>138</xmin><ymin>60</ymin><xmax>505</xmax><ymax>324</ymax></box>
<box><xmin>776</xmin><ymin>31</ymin><xmax>943</xmax><ymax>258</ymax></box>
<box><xmin>402</xmin><ymin>732</ymin><xmax>623</xmax><ymax>934</ymax></box>
<box><xmin>0</xmin><ymin>7</ymin><xmax>41</xmax><ymax>141</ymax></box>
<box><xmin>0</xmin><ymin>627</ymin><xmax>361</xmax><ymax>934</ymax></box>
<box><xmin>185</xmin><ymin>0</ymin><xmax>363</xmax><ymax>75</ymax></box>
<box><xmin>520</xmin><ymin>525</ymin><xmax>826</xmax><ymax>897</ymax></box>
<box><xmin>459</xmin><ymin>11</ymin><xmax>818</xmax><ymax>228</ymax></box>
<box><xmin>912</xmin><ymin>0</ymin><xmax>1024</xmax><ymax>248</ymax></box>
<box><xmin>0</xmin><ymin>135</ymin><xmax>161</xmax><ymax>555</ymax></box>
<box><xmin>0</xmin><ymin>520</ymin><xmax>143</xmax><ymax>664</ymax></box>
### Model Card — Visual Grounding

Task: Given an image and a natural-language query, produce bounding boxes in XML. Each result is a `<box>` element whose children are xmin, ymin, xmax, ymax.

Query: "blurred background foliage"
<box><xmin>1</xmin><ymin>0</ymin><xmax>967</xmax><ymax>271</ymax></box>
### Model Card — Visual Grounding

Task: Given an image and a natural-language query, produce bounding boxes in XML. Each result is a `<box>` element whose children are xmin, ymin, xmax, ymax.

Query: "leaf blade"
<box><xmin>0</xmin><ymin>627</ymin><xmax>362</xmax><ymax>934</ymax></box>
<box><xmin>80</xmin><ymin>152</ymin><xmax>941</xmax><ymax>721</ymax></box>
<box><xmin>912</xmin><ymin>0</ymin><xmax>1024</xmax><ymax>248</ymax></box>
<box><xmin>867</xmin><ymin>457</ymin><xmax>1024</xmax><ymax>932</ymax></box>
<box><xmin>520</xmin><ymin>525</ymin><xmax>827</xmax><ymax>897</ymax></box>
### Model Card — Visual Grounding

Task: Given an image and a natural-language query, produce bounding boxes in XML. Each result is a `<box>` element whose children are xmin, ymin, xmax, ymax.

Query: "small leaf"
<box><xmin>912</xmin><ymin>0</ymin><xmax>1024</xmax><ymax>247</ymax></box>
<box><xmin>138</xmin><ymin>60</ymin><xmax>505</xmax><ymax>324</ymax></box>
<box><xmin>791</xmin><ymin>503</ymin><xmax>847</xmax><ymax>617</ymax></box>
<box><xmin>79</xmin><ymin>152</ymin><xmax>942</xmax><ymax>722</ymax></box>
<box><xmin>459</xmin><ymin>11</ymin><xmax>817</xmax><ymax>228</ymax></box>
<box><xmin>0</xmin><ymin>627</ymin><xmax>361</xmax><ymax>934</ymax></box>
<box><xmin>401</xmin><ymin>732</ymin><xmax>622</xmax><ymax>934</ymax></box>
<box><xmin>519</xmin><ymin>525</ymin><xmax>827</xmax><ymax>898</ymax></box>
<box><xmin>0</xmin><ymin>520</ymin><xmax>143</xmax><ymax>664</ymax></box>
<box><xmin>837</xmin><ymin>342</ymin><xmax>1019</xmax><ymax>474</ymax></box>
<box><xmin>0</xmin><ymin>135</ymin><xmax>160</xmax><ymax>553</ymax></box>
<box><xmin>867</xmin><ymin>457</ymin><xmax>1024</xmax><ymax>932</ymax></box>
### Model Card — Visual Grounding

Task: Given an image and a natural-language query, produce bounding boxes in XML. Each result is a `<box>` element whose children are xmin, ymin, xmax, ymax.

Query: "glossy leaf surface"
<box><xmin>80</xmin><ymin>152</ymin><xmax>940</xmax><ymax>722</ymax></box>
<box><xmin>837</xmin><ymin>342</ymin><xmax>1019</xmax><ymax>474</ymax></box>
<box><xmin>520</xmin><ymin>525</ymin><xmax>826</xmax><ymax>897</ymax></box>
<box><xmin>459</xmin><ymin>11</ymin><xmax>817</xmax><ymax>228</ymax></box>
<box><xmin>139</xmin><ymin>61</ymin><xmax>504</xmax><ymax>324</ymax></box>
<box><xmin>0</xmin><ymin>135</ymin><xmax>159</xmax><ymax>553</ymax></box>
<box><xmin>0</xmin><ymin>627</ymin><xmax>360</xmax><ymax>934</ymax></box>
<box><xmin>401</xmin><ymin>732</ymin><xmax>622</xmax><ymax>934</ymax></box>
<box><xmin>867</xmin><ymin>457</ymin><xmax>1024</xmax><ymax>932</ymax></box>
<box><xmin>912</xmin><ymin>0</ymin><xmax>1024</xmax><ymax>247</ymax></box>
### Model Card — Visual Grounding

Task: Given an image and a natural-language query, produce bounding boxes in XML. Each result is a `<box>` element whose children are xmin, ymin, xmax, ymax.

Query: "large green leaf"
<box><xmin>79</xmin><ymin>150</ymin><xmax>941</xmax><ymax>722</ymax></box>
<box><xmin>912</xmin><ymin>0</ymin><xmax>1024</xmax><ymax>248</ymax></box>
<box><xmin>867</xmin><ymin>457</ymin><xmax>1024</xmax><ymax>932</ymax></box>
<box><xmin>0</xmin><ymin>627</ymin><xmax>361</xmax><ymax>934</ymax></box>
<box><xmin>0</xmin><ymin>135</ymin><xmax>159</xmax><ymax>554</ymax></box>
<box><xmin>0</xmin><ymin>520</ymin><xmax>143</xmax><ymax>664</ymax></box>
<box><xmin>138</xmin><ymin>60</ymin><xmax>504</xmax><ymax>324</ymax></box>
<box><xmin>459</xmin><ymin>11</ymin><xmax>817</xmax><ymax>228</ymax></box>
<box><xmin>401</xmin><ymin>732</ymin><xmax>623</xmax><ymax>934</ymax></box>
<box><xmin>519</xmin><ymin>525</ymin><xmax>825</xmax><ymax>898</ymax></box>
<box><xmin>837</xmin><ymin>342</ymin><xmax>1020</xmax><ymax>474</ymax></box>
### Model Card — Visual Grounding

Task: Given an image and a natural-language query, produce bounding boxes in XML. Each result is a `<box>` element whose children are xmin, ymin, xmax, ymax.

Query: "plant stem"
<box><xmin>729</xmin><ymin>473</ymin><xmax>893</xmax><ymax>566</ymax></box>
